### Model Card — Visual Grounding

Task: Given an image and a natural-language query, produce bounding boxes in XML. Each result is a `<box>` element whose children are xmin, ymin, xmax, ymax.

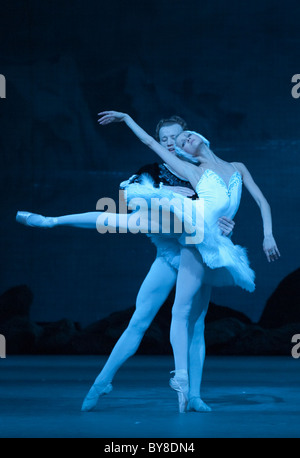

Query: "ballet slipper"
<box><xmin>187</xmin><ymin>396</ymin><xmax>212</xmax><ymax>412</ymax></box>
<box><xmin>169</xmin><ymin>370</ymin><xmax>189</xmax><ymax>413</ymax></box>
<box><xmin>16</xmin><ymin>211</ymin><xmax>57</xmax><ymax>228</ymax></box>
<box><xmin>81</xmin><ymin>382</ymin><xmax>113</xmax><ymax>412</ymax></box>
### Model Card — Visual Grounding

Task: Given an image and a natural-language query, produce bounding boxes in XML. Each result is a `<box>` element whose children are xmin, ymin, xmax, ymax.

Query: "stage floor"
<box><xmin>0</xmin><ymin>355</ymin><xmax>299</xmax><ymax>438</ymax></box>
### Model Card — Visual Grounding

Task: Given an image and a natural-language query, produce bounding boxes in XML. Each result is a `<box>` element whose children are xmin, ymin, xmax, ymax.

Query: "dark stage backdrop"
<box><xmin>0</xmin><ymin>0</ymin><xmax>299</xmax><ymax>327</ymax></box>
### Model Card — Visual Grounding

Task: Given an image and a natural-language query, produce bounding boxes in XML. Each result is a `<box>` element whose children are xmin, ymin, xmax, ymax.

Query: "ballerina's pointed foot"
<box><xmin>187</xmin><ymin>396</ymin><xmax>212</xmax><ymax>412</ymax></box>
<box><xmin>16</xmin><ymin>211</ymin><xmax>57</xmax><ymax>228</ymax></box>
<box><xmin>169</xmin><ymin>371</ymin><xmax>189</xmax><ymax>413</ymax></box>
<box><xmin>81</xmin><ymin>382</ymin><xmax>113</xmax><ymax>412</ymax></box>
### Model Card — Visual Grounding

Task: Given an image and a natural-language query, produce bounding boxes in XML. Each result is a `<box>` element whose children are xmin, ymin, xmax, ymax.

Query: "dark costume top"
<box><xmin>121</xmin><ymin>162</ymin><xmax>195</xmax><ymax>195</ymax></box>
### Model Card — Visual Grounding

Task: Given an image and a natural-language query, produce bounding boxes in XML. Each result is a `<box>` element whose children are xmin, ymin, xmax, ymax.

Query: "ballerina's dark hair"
<box><xmin>155</xmin><ymin>116</ymin><xmax>188</xmax><ymax>141</ymax></box>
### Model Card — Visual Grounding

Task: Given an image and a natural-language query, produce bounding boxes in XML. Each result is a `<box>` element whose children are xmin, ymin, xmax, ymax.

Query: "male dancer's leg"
<box><xmin>92</xmin><ymin>256</ymin><xmax>177</xmax><ymax>386</ymax></box>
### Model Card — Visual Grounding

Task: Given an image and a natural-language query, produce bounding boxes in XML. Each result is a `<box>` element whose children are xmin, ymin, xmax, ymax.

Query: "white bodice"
<box><xmin>195</xmin><ymin>169</ymin><xmax>242</xmax><ymax>229</ymax></box>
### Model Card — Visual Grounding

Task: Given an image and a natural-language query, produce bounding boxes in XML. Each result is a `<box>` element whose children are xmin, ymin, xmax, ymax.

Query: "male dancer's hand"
<box><xmin>218</xmin><ymin>216</ymin><xmax>235</xmax><ymax>236</ymax></box>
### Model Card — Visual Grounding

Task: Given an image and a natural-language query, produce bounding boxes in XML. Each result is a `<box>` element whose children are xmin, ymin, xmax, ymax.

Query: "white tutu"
<box><xmin>123</xmin><ymin>172</ymin><xmax>255</xmax><ymax>292</ymax></box>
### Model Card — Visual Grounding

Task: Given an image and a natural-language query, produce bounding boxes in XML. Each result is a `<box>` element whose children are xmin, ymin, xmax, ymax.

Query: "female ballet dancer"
<box><xmin>16</xmin><ymin>116</ymin><xmax>235</xmax><ymax>413</ymax></box>
<box><xmin>94</xmin><ymin>109</ymin><xmax>280</xmax><ymax>412</ymax></box>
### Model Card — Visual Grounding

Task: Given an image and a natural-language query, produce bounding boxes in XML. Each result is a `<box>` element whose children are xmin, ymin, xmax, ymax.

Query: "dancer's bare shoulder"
<box><xmin>231</xmin><ymin>162</ymin><xmax>260</xmax><ymax>190</ymax></box>
<box><xmin>231</xmin><ymin>162</ymin><xmax>248</xmax><ymax>177</ymax></box>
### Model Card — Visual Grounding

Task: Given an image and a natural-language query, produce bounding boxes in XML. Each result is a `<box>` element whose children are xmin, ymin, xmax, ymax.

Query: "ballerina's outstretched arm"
<box><xmin>98</xmin><ymin>111</ymin><xmax>198</xmax><ymax>188</ymax></box>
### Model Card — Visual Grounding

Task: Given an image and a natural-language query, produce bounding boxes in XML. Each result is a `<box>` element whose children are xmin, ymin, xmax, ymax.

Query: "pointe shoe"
<box><xmin>169</xmin><ymin>370</ymin><xmax>189</xmax><ymax>413</ymax></box>
<box><xmin>187</xmin><ymin>396</ymin><xmax>212</xmax><ymax>412</ymax></box>
<box><xmin>16</xmin><ymin>211</ymin><xmax>57</xmax><ymax>228</ymax></box>
<box><xmin>81</xmin><ymin>382</ymin><xmax>113</xmax><ymax>412</ymax></box>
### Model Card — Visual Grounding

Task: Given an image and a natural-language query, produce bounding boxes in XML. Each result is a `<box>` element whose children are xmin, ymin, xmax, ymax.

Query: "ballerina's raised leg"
<box><xmin>16</xmin><ymin>210</ymin><xmax>152</xmax><ymax>232</ymax></box>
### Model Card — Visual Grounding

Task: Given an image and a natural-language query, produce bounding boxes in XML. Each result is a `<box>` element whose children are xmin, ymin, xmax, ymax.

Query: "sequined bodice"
<box><xmin>195</xmin><ymin>169</ymin><xmax>243</xmax><ymax>227</ymax></box>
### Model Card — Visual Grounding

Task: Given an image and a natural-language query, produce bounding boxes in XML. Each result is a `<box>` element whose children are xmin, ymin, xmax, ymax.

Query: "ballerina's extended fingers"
<box><xmin>98</xmin><ymin>110</ymin><xmax>126</xmax><ymax>125</ymax></box>
<box><xmin>99</xmin><ymin>118</ymin><xmax>111</xmax><ymax>125</ymax></box>
<box><xmin>265</xmin><ymin>245</ymin><xmax>281</xmax><ymax>262</ymax></box>
<box><xmin>98</xmin><ymin>111</ymin><xmax>112</xmax><ymax>116</ymax></box>
<box><xmin>98</xmin><ymin>114</ymin><xmax>114</xmax><ymax>125</ymax></box>
<box><xmin>98</xmin><ymin>111</ymin><xmax>116</xmax><ymax>118</ymax></box>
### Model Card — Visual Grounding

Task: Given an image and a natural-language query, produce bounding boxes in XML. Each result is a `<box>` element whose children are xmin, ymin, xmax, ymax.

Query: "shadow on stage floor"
<box><xmin>0</xmin><ymin>355</ymin><xmax>299</xmax><ymax>438</ymax></box>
